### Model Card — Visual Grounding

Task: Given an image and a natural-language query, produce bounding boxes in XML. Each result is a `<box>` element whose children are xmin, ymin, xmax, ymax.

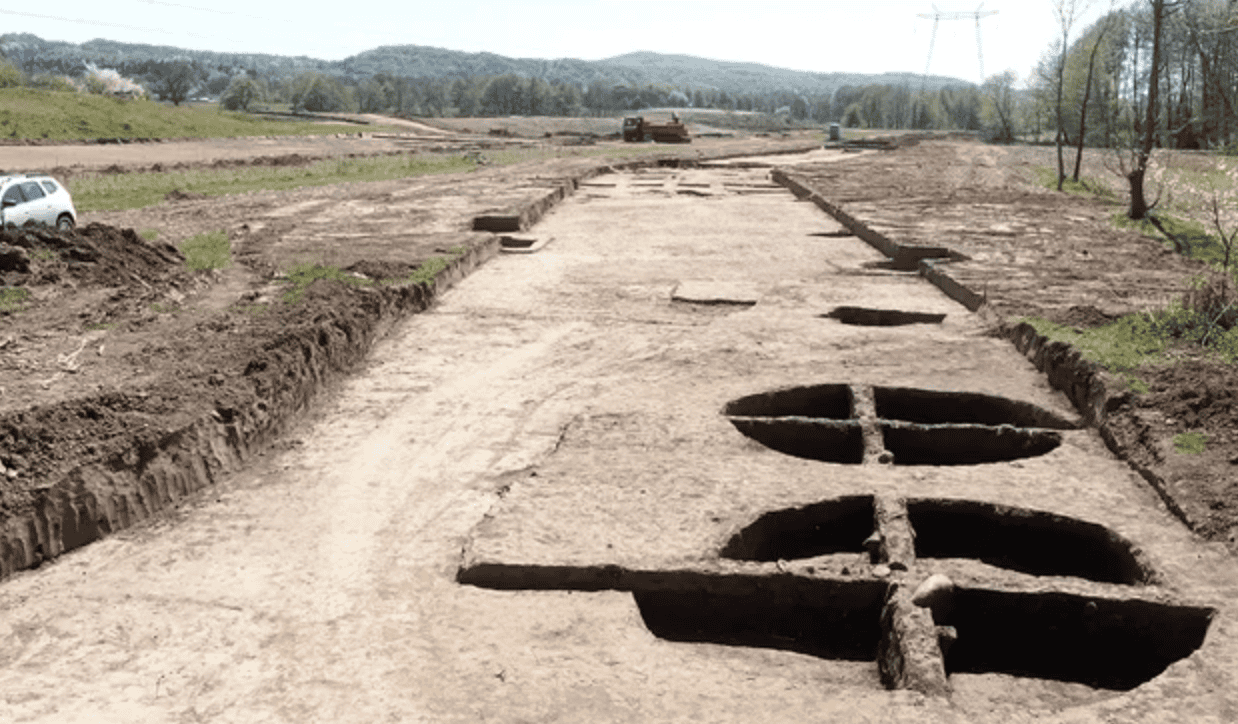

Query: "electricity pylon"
<box><xmin>919</xmin><ymin>4</ymin><xmax>1000</xmax><ymax>84</ymax></box>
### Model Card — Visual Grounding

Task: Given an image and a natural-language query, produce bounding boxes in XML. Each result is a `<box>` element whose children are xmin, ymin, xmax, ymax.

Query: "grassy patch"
<box><xmin>149</xmin><ymin>302</ymin><xmax>180</xmax><ymax>314</ymax></box>
<box><xmin>71</xmin><ymin>152</ymin><xmax>479</xmax><ymax>212</ymax></box>
<box><xmin>1173</xmin><ymin>431</ymin><xmax>1209</xmax><ymax>454</ymax></box>
<box><xmin>1032</xmin><ymin>165</ymin><xmax>1118</xmax><ymax>200</ymax></box>
<box><xmin>1021</xmin><ymin>315</ymin><xmax>1168</xmax><ymax>371</ymax></box>
<box><xmin>180</xmin><ymin>230</ymin><xmax>232</xmax><ymax>271</ymax></box>
<box><xmin>279</xmin><ymin>247</ymin><xmax>470</xmax><ymax>304</ymax></box>
<box><xmin>0</xmin><ymin>87</ymin><xmax>389</xmax><ymax>141</ymax></box>
<box><xmin>1111</xmin><ymin>211</ymin><xmax>1238</xmax><ymax>271</ymax></box>
<box><xmin>279</xmin><ymin>263</ymin><xmax>373</xmax><ymax>304</ymax></box>
<box><xmin>1021</xmin><ymin>306</ymin><xmax>1238</xmax><ymax>375</ymax></box>
<box><xmin>28</xmin><ymin>247</ymin><xmax>57</xmax><ymax>261</ymax></box>
<box><xmin>0</xmin><ymin>286</ymin><xmax>29</xmax><ymax>313</ymax></box>
<box><xmin>139</xmin><ymin>228</ymin><xmax>160</xmax><ymax>241</ymax></box>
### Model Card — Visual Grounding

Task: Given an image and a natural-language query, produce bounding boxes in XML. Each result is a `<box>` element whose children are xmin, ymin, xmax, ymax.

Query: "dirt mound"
<box><xmin>1</xmin><ymin>223</ymin><xmax>185</xmax><ymax>288</ymax></box>
<box><xmin>1140</xmin><ymin>361</ymin><xmax>1237</xmax><ymax>434</ymax></box>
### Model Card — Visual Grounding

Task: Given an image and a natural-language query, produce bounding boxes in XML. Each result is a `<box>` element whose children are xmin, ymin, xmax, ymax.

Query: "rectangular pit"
<box><xmin>942</xmin><ymin>588</ymin><xmax>1214</xmax><ymax>690</ymax></box>
<box><xmin>634</xmin><ymin>579</ymin><xmax>888</xmax><ymax>662</ymax></box>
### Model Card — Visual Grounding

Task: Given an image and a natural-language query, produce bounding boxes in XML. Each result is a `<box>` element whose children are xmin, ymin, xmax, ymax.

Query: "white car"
<box><xmin>0</xmin><ymin>174</ymin><xmax>77</xmax><ymax>231</ymax></box>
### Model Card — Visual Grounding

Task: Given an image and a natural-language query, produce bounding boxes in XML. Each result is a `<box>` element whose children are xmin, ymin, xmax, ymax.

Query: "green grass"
<box><xmin>139</xmin><ymin>229</ymin><xmax>159</xmax><ymax>241</ymax></box>
<box><xmin>279</xmin><ymin>263</ymin><xmax>373</xmax><ymax>304</ymax></box>
<box><xmin>1021</xmin><ymin>315</ymin><xmax>1169</xmax><ymax>373</ymax></box>
<box><xmin>1111</xmin><ymin>211</ymin><xmax>1237</xmax><ymax>269</ymax></box>
<box><xmin>1173</xmin><ymin>431</ymin><xmax>1209</xmax><ymax>454</ymax></box>
<box><xmin>0</xmin><ymin>87</ymin><xmax>385</xmax><ymax>141</ymax></box>
<box><xmin>279</xmin><ymin>247</ymin><xmax>470</xmax><ymax>304</ymax></box>
<box><xmin>1032</xmin><ymin>165</ymin><xmax>1118</xmax><ymax>200</ymax></box>
<box><xmin>71</xmin><ymin>153</ymin><xmax>480</xmax><ymax>212</ymax></box>
<box><xmin>180</xmin><ymin>230</ymin><xmax>232</xmax><ymax>271</ymax></box>
<box><xmin>0</xmin><ymin>287</ymin><xmax>29</xmax><ymax>313</ymax></box>
<box><xmin>1021</xmin><ymin>304</ymin><xmax>1238</xmax><ymax>378</ymax></box>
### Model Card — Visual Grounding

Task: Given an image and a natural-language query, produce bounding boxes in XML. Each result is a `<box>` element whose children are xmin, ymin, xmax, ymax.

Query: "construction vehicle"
<box><xmin>622</xmin><ymin>116</ymin><xmax>691</xmax><ymax>143</ymax></box>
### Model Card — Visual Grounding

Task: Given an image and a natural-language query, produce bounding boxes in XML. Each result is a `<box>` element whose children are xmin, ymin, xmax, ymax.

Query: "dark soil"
<box><xmin>1106</xmin><ymin>361</ymin><xmax>1238</xmax><ymax>544</ymax></box>
<box><xmin>0</xmin><ymin>219</ymin><xmax>454</xmax><ymax>552</ymax></box>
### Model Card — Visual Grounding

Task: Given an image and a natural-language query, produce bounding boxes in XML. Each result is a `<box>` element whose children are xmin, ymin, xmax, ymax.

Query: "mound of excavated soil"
<box><xmin>2</xmin><ymin>223</ymin><xmax>186</xmax><ymax>287</ymax></box>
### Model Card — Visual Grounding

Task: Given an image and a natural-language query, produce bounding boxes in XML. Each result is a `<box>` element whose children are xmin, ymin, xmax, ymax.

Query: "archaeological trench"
<box><xmin>1</xmin><ymin>137</ymin><xmax>1236</xmax><ymax>721</ymax></box>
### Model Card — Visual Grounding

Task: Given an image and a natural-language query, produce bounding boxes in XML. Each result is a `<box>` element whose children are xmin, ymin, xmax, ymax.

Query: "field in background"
<box><xmin>65</xmin><ymin>142</ymin><xmax>693</xmax><ymax>212</ymax></box>
<box><xmin>0</xmin><ymin>87</ymin><xmax>399</xmax><ymax>141</ymax></box>
<box><xmin>418</xmin><ymin>108</ymin><xmax>824</xmax><ymax>138</ymax></box>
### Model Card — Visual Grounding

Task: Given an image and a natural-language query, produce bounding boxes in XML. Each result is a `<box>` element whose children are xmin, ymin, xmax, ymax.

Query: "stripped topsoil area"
<box><xmin>790</xmin><ymin>138</ymin><xmax>1238</xmax><ymax>550</ymax></box>
<box><xmin>0</xmin><ymin>132</ymin><xmax>824</xmax><ymax>577</ymax></box>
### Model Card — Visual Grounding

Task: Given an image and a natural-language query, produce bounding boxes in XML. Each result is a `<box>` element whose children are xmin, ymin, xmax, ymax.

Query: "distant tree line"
<box><xmin>0</xmin><ymin>36</ymin><xmax>990</xmax><ymax>130</ymax></box>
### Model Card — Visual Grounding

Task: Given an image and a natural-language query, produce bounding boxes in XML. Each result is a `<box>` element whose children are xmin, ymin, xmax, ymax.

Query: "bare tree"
<box><xmin>1074</xmin><ymin>13</ymin><xmax>1115</xmax><ymax>181</ymax></box>
<box><xmin>1054</xmin><ymin>0</ymin><xmax>1093</xmax><ymax>191</ymax></box>
<box><xmin>983</xmin><ymin>70</ymin><xmax>1019</xmax><ymax>142</ymax></box>
<box><xmin>1126</xmin><ymin>0</ymin><xmax>1181</xmax><ymax>220</ymax></box>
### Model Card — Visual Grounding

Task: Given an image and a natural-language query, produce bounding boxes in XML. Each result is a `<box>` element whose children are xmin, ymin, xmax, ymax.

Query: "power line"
<box><xmin>0</xmin><ymin>8</ymin><xmax>228</xmax><ymax>42</ymax></box>
<box><xmin>918</xmin><ymin>3</ymin><xmax>999</xmax><ymax>83</ymax></box>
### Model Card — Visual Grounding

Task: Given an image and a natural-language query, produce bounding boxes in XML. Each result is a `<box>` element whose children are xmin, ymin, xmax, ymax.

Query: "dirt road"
<box><xmin>2</xmin><ymin>161</ymin><xmax>1236</xmax><ymax>722</ymax></box>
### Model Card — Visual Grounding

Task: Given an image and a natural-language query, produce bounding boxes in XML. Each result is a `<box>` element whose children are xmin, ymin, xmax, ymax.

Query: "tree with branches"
<box><xmin>150</xmin><ymin>60</ymin><xmax>199</xmax><ymax>106</ymax></box>
<box><xmin>1054</xmin><ymin>0</ymin><xmax>1093</xmax><ymax>190</ymax></box>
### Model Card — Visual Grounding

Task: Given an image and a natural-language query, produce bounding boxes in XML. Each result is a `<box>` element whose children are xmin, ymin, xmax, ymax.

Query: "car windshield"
<box><xmin>19</xmin><ymin>182</ymin><xmax>45</xmax><ymax>200</ymax></box>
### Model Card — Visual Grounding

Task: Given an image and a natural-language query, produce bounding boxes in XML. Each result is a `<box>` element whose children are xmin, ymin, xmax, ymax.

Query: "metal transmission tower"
<box><xmin>919</xmin><ymin>4</ymin><xmax>999</xmax><ymax>84</ymax></box>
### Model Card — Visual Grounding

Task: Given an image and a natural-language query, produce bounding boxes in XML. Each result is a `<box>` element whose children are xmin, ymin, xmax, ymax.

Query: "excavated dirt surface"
<box><xmin>1</xmin><ymin>130</ymin><xmax>1237</xmax><ymax>722</ymax></box>
<box><xmin>790</xmin><ymin>139</ymin><xmax>1238</xmax><ymax>551</ymax></box>
<box><xmin>0</xmin><ymin>131</ymin><xmax>824</xmax><ymax>558</ymax></box>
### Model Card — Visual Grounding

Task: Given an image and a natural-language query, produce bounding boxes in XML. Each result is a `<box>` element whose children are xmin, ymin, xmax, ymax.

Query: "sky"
<box><xmin>1</xmin><ymin>1</ymin><xmax>1116</xmax><ymax>87</ymax></box>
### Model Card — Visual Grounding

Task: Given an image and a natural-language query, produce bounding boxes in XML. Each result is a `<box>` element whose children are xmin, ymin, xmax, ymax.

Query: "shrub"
<box><xmin>26</xmin><ymin>74</ymin><xmax>77</xmax><ymax>93</ymax></box>
<box><xmin>221</xmin><ymin>75</ymin><xmax>263</xmax><ymax>112</ymax></box>
<box><xmin>0</xmin><ymin>59</ymin><xmax>23</xmax><ymax>89</ymax></box>
<box><xmin>290</xmin><ymin>73</ymin><xmax>349</xmax><ymax>113</ymax></box>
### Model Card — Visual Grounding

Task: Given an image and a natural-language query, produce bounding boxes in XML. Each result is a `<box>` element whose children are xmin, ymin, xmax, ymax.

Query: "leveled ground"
<box><xmin>0</xmin><ymin>129</ymin><xmax>825</xmax><ymax>576</ymax></box>
<box><xmin>2</xmin><ymin>135</ymin><xmax>1237</xmax><ymax>722</ymax></box>
<box><xmin>0</xmin><ymin>126</ymin><xmax>1233</xmax><ymax>573</ymax></box>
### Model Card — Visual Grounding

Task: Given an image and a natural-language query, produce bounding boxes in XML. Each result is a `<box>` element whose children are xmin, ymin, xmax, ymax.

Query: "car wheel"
<box><xmin>56</xmin><ymin>214</ymin><xmax>75</xmax><ymax>232</ymax></box>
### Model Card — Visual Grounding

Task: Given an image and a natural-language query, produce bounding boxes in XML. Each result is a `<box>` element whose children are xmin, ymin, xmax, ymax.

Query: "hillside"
<box><xmin>596</xmin><ymin>51</ymin><xmax>962</xmax><ymax>95</ymax></box>
<box><xmin>0</xmin><ymin>33</ymin><xmax>973</xmax><ymax>96</ymax></box>
<box><xmin>0</xmin><ymin>87</ymin><xmax>371</xmax><ymax>142</ymax></box>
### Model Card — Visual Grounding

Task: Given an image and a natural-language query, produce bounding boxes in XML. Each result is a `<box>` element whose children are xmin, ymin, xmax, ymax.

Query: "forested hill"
<box><xmin>0</xmin><ymin>32</ymin><xmax>970</xmax><ymax>95</ymax></box>
<box><xmin>589</xmin><ymin>51</ymin><xmax>953</xmax><ymax>95</ymax></box>
<box><xmin>336</xmin><ymin>46</ymin><xmax>967</xmax><ymax>95</ymax></box>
